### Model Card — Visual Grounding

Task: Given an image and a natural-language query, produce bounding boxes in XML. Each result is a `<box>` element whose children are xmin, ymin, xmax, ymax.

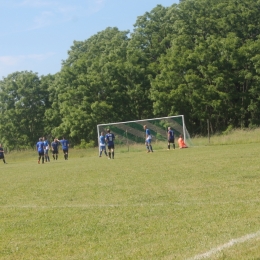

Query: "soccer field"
<box><xmin>1</xmin><ymin>143</ymin><xmax>260</xmax><ymax>259</ymax></box>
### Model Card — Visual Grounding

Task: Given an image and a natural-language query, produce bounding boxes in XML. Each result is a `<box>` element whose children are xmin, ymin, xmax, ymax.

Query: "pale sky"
<box><xmin>0</xmin><ymin>0</ymin><xmax>178</xmax><ymax>79</ymax></box>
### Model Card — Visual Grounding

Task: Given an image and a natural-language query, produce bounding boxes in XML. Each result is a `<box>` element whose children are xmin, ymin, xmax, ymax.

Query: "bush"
<box><xmin>75</xmin><ymin>139</ymin><xmax>95</xmax><ymax>149</ymax></box>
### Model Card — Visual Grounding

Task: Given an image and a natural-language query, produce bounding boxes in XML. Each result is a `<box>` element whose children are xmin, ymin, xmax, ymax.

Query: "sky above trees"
<box><xmin>0</xmin><ymin>0</ymin><xmax>177</xmax><ymax>79</ymax></box>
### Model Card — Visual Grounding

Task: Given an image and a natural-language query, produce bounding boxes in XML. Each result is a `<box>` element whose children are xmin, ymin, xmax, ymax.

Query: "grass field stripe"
<box><xmin>188</xmin><ymin>230</ymin><xmax>260</xmax><ymax>260</ymax></box>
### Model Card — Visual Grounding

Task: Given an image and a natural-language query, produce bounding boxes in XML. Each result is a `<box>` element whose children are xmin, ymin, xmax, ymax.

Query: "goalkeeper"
<box><xmin>178</xmin><ymin>134</ymin><xmax>188</xmax><ymax>149</ymax></box>
<box><xmin>143</xmin><ymin>125</ymin><xmax>153</xmax><ymax>153</ymax></box>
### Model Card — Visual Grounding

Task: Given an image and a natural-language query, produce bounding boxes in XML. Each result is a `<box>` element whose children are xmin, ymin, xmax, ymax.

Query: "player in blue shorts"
<box><xmin>144</xmin><ymin>125</ymin><xmax>153</xmax><ymax>153</ymax></box>
<box><xmin>105</xmin><ymin>129</ymin><xmax>115</xmax><ymax>159</ymax></box>
<box><xmin>36</xmin><ymin>137</ymin><xmax>45</xmax><ymax>164</ymax></box>
<box><xmin>167</xmin><ymin>127</ymin><xmax>175</xmax><ymax>150</ymax></box>
<box><xmin>99</xmin><ymin>132</ymin><xmax>108</xmax><ymax>157</ymax></box>
<box><xmin>59</xmin><ymin>137</ymin><xmax>69</xmax><ymax>160</ymax></box>
<box><xmin>43</xmin><ymin>137</ymin><xmax>50</xmax><ymax>162</ymax></box>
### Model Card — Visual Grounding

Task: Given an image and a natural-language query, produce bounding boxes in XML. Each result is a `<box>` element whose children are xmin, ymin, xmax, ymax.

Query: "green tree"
<box><xmin>50</xmin><ymin>27</ymin><xmax>131</xmax><ymax>144</ymax></box>
<box><xmin>126</xmin><ymin>4</ymin><xmax>175</xmax><ymax>119</ymax></box>
<box><xmin>0</xmin><ymin>71</ymin><xmax>50</xmax><ymax>149</ymax></box>
<box><xmin>151</xmin><ymin>0</ymin><xmax>260</xmax><ymax>134</ymax></box>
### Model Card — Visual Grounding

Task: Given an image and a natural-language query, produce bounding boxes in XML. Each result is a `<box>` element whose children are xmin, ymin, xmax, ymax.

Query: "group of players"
<box><xmin>99</xmin><ymin>125</ymin><xmax>188</xmax><ymax>159</ymax></box>
<box><xmin>36</xmin><ymin>137</ymin><xmax>69</xmax><ymax>164</ymax></box>
<box><xmin>0</xmin><ymin>126</ymin><xmax>187</xmax><ymax>165</ymax></box>
<box><xmin>167</xmin><ymin>126</ymin><xmax>188</xmax><ymax>150</ymax></box>
<box><xmin>1</xmin><ymin>127</ymin><xmax>188</xmax><ymax>165</ymax></box>
<box><xmin>144</xmin><ymin>125</ymin><xmax>188</xmax><ymax>153</ymax></box>
<box><xmin>99</xmin><ymin>129</ymin><xmax>115</xmax><ymax>159</ymax></box>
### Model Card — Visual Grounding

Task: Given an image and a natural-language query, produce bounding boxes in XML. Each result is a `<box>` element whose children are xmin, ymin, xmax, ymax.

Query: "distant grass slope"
<box><xmin>191</xmin><ymin>127</ymin><xmax>260</xmax><ymax>146</ymax></box>
<box><xmin>1</xmin><ymin>130</ymin><xmax>260</xmax><ymax>259</ymax></box>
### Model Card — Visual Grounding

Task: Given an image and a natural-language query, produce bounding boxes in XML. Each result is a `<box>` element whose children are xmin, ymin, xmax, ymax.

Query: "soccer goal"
<box><xmin>97</xmin><ymin>115</ymin><xmax>192</xmax><ymax>152</ymax></box>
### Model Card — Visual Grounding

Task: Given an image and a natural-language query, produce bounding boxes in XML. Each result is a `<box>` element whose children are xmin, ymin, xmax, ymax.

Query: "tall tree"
<box><xmin>50</xmin><ymin>27</ymin><xmax>131</xmax><ymax>144</ymax></box>
<box><xmin>151</xmin><ymin>0</ymin><xmax>260</xmax><ymax>134</ymax></box>
<box><xmin>126</xmin><ymin>4</ymin><xmax>175</xmax><ymax>119</ymax></box>
<box><xmin>0</xmin><ymin>71</ymin><xmax>50</xmax><ymax>149</ymax></box>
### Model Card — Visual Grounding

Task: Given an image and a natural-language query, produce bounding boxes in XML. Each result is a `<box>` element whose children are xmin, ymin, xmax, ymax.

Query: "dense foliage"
<box><xmin>1</xmin><ymin>0</ymin><xmax>260</xmax><ymax>149</ymax></box>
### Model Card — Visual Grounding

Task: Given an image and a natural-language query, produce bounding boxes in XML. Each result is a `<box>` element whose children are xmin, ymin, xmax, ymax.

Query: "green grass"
<box><xmin>191</xmin><ymin>127</ymin><xmax>260</xmax><ymax>146</ymax></box>
<box><xmin>1</xmin><ymin>132</ymin><xmax>260</xmax><ymax>259</ymax></box>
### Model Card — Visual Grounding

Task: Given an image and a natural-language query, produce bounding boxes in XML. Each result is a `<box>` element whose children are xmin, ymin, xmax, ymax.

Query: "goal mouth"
<box><xmin>97</xmin><ymin>115</ymin><xmax>192</xmax><ymax>152</ymax></box>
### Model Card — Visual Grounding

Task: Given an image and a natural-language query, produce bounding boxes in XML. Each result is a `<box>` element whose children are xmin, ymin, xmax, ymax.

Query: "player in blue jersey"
<box><xmin>43</xmin><ymin>137</ymin><xmax>50</xmax><ymax>162</ymax></box>
<box><xmin>105</xmin><ymin>129</ymin><xmax>115</xmax><ymax>159</ymax></box>
<box><xmin>36</xmin><ymin>137</ymin><xmax>45</xmax><ymax>164</ymax></box>
<box><xmin>51</xmin><ymin>138</ymin><xmax>59</xmax><ymax>160</ymax></box>
<box><xmin>0</xmin><ymin>144</ymin><xmax>7</xmax><ymax>164</ymax></box>
<box><xmin>143</xmin><ymin>125</ymin><xmax>153</xmax><ymax>153</ymax></box>
<box><xmin>59</xmin><ymin>137</ymin><xmax>69</xmax><ymax>160</ymax></box>
<box><xmin>99</xmin><ymin>132</ymin><xmax>108</xmax><ymax>157</ymax></box>
<box><xmin>167</xmin><ymin>127</ymin><xmax>175</xmax><ymax>150</ymax></box>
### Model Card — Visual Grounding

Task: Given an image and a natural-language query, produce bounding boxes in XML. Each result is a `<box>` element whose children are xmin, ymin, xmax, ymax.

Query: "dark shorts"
<box><xmin>0</xmin><ymin>154</ymin><xmax>4</xmax><ymax>159</ymax></box>
<box><xmin>168</xmin><ymin>139</ymin><xmax>175</xmax><ymax>143</ymax></box>
<box><xmin>108</xmin><ymin>144</ymin><xmax>114</xmax><ymax>150</ymax></box>
<box><xmin>52</xmin><ymin>150</ymin><xmax>58</xmax><ymax>155</ymax></box>
<box><xmin>63</xmin><ymin>149</ymin><xmax>68</xmax><ymax>154</ymax></box>
<box><xmin>38</xmin><ymin>152</ymin><xmax>44</xmax><ymax>156</ymax></box>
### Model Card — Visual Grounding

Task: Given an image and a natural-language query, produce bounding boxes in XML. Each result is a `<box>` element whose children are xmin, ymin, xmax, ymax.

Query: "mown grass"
<box><xmin>1</xmin><ymin>131</ymin><xmax>260</xmax><ymax>259</ymax></box>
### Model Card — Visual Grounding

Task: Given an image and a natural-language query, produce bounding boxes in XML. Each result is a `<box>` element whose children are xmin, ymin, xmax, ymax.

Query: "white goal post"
<box><xmin>97</xmin><ymin>115</ymin><xmax>192</xmax><ymax>152</ymax></box>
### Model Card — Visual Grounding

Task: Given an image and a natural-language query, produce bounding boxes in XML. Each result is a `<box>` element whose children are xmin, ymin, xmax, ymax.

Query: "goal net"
<box><xmin>97</xmin><ymin>115</ymin><xmax>192</xmax><ymax>152</ymax></box>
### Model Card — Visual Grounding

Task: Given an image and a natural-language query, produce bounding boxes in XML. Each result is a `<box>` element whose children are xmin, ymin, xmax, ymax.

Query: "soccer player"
<box><xmin>0</xmin><ymin>144</ymin><xmax>7</xmax><ymax>164</ymax></box>
<box><xmin>178</xmin><ymin>134</ymin><xmax>188</xmax><ymax>149</ymax></box>
<box><xmin>167</xmin><ymin>127</ymin><xmax>175</xmax><ymax>150</ymax></box>
<box><xmin>36</xmin><ymin>137</ymin><xmax>45</xmax><ymax>164</ymax></box>
<box><xmin>143</xmin><ymin>125</ymin><xmax>153</xmax><ymax>153</ymax></box>
<box><xmin>51</xmin><ymin>138</ymin><xmax>59</xmax><ymax>160</ymax></box>
<box><xmin>105</xmin><ymin>129</ymin><xmax>115</xmax><ymax>159</ymax></box>
<box><xmin>99</xmin><ymin>132</ymin><xmax>108</xmax><ymax>157</ymax></box>
<box><xmin>59</xmin><ymin>137</ymin><xmax>69</xmax><ymax>160</ymax></box>
<box><xmin>43</xmin><ymin>137</ymin><xmax>50</xmax><ymax>162</ymax></box>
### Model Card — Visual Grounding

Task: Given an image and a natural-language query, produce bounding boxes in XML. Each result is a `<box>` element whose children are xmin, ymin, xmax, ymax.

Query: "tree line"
<box><xmin>1</xmin><ymin>0</ymin><xmax>260</xmax><ymax>149</ymax></box>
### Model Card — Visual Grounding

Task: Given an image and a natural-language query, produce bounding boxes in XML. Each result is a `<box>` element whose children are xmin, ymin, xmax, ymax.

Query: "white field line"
<box><xmin>187</xmin><ymin>230</ymin><xmax>260</xmax><ymax>260</ymax></box>
<box><xmin>1</xmin><ymin>200</ymin><xmax>260</xmax><ymax>208</ymax></box>
<box><xmin>0</xmin><ymin>203</ymin><xmax>166</xmax><ymax>208</ymax></box>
